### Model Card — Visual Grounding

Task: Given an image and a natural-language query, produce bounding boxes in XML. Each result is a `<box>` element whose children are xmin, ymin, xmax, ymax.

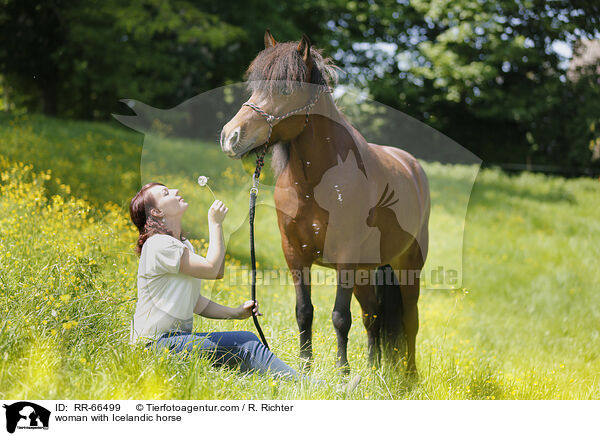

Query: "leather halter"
<box><xmin>240</xmin><ymin>84</ymin><xmax>331</xmax><ymax>154</ymax></box>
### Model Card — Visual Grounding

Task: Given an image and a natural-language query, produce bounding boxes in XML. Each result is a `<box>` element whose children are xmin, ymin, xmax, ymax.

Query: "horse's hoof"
<box><xmin>405</xmin><ymin>368</ymin><xmax>420</xmax><ymax>382</ymax></box>
<box><xmin>368</xmin><ymin>356</ymin><xmax>381</xmax><ymax>370</ymax></box>
<box><xmin>336</xmin><ymin>362</ymin><xmax>351</xmax><ymax>377</ymax></box>
<box><xmin>299</xmin><ymin>355</ymin><xmax>313</xmax><ymax>373</ymax></box>
<box><xmin>336</xmin><ymin>374</ymin><xmax>362</xmax><ymax>394</ymax></box>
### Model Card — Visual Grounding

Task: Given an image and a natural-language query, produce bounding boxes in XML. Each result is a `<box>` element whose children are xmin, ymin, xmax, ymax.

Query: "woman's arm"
<box><xmin>207</xmin><ymin>220</ymin><xmax>225</xmax><ymax>279</ymax></box>
<box><xmin>194</xmin><ymin>295</ymin><xmax>238</xmax><ymax>319</ymax></box>
<box><xmin>179</xmin><ymin>201</ymin><xmax>227</xmax><ymax>280</ymax></box>
<box><xmin>194</xmin><ymin>295</ymin><xmax>261</xmax><ymax>320</ymax></box>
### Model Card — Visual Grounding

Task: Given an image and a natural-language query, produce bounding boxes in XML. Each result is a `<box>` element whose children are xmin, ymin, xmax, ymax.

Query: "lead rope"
<box><xmin>249</xmin><ymin>147</ymin><xmax>269</xmax><ymax>349</ymax></box>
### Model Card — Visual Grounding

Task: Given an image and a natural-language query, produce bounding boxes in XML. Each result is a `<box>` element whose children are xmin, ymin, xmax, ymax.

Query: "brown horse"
<box><xmin>221</xmin><ymin>31</ymin><xmax>430</xmax><ymax>376</ymax></box>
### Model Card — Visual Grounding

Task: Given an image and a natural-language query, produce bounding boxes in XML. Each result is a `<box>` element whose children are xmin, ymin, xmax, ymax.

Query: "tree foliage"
<box><xmin>1</xmin><ymin>0</ymin><xmax>599</xmax><ymax>169</ymax></box>
<box><xmin>0</xmin><ymin>0</ymin><xmax>329</xmax><ymax>118</ymax></box>
<box><xmin>325</xmin><ymin>0</ymin><xmax>600</xmax><ymax>169</ymax></box>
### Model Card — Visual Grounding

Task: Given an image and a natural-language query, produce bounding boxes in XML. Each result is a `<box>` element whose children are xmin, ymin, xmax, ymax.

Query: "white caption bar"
<box><xmin>0</xmin><ymin>400</ymin><xmax>596</xmax><ymax>436</ymax></box>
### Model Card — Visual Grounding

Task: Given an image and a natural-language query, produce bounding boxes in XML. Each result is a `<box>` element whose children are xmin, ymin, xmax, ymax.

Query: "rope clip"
<box><xmin>250</xmin><ymin>173</ymin><xmax>259</xmax><ymax>195</ymax></box>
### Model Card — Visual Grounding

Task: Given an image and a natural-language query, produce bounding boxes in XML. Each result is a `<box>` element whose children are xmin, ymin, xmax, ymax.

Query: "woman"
<box><xmin>128</xmin><ymin>182</ymin><xmax>360</xmax><ymax>389</ymax></box>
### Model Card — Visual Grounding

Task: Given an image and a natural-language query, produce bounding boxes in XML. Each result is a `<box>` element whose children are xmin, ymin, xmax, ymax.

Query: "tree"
<box><xmin>324</xmin><ymin>0</ymin><xmax>600</xmax><ymax>169</ymax></box>
<box><xmin>0</xmin><ymin>0</ymin><xmax>334</xmax><ymax>119</ymax></box>
<box><xmin>0</xmin><ymin>0</ymin><xmax>70</xmax><ymax>115</ymax></box>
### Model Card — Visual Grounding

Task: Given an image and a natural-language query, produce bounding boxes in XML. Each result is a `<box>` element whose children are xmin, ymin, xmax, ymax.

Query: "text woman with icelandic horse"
<box><xmin>221</xmin><ymin>31</ymin><xmax>430</xmax><ymax>377</ymax></box>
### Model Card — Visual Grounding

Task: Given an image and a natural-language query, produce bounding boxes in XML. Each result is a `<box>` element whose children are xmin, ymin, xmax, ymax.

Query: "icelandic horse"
<box><xmin>220</xmin><ymin>31</ymin><xmax>429</xmax><ymax>376</ymax></box>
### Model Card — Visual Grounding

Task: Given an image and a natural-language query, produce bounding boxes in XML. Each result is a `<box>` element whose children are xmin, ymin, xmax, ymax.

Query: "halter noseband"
<box><xmin>241</xmin><ymin>84</ymin><xmax>332</xmax><ymax>157</ymax></box>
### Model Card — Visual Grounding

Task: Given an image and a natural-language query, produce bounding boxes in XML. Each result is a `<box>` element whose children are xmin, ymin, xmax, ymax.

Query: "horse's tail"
<box><xmin>375</xmin><ymin>264</ymin><xmax>405</xmax><ymax>360</ymax></box>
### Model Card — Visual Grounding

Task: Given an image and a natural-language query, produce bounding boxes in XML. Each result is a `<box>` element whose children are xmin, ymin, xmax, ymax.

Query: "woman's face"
<box><xmin>148</xmin><ymin>184</ymin><xmax>188</xmax><ymax>221</ymax></box>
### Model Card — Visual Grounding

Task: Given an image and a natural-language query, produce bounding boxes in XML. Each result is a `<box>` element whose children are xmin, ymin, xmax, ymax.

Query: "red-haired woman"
<box><xmin>129</xmin><ymin>182</ymin><xmax>360</xmax><ymax>388</ymax></box>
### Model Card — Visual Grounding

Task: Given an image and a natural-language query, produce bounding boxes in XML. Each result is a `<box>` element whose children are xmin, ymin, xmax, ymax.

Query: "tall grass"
<box><xmin>0</xmin><ymin>113</ymin><xmax>599</xmax><ymax>399</ymax></box>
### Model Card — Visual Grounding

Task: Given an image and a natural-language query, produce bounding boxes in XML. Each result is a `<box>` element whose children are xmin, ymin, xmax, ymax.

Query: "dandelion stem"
<box><xmin>206</xmin><ymin>185</ymin><xmax>217</xmax><ymax>201</ymax></box>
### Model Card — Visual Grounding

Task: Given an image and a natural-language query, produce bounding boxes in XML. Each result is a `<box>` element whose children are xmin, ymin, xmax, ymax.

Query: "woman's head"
<box><xmin>130</xmin><ymin>182</ymin><xmax>189</xmax><ymax>255</ymax></box>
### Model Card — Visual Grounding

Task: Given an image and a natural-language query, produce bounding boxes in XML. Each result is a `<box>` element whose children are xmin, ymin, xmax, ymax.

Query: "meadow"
<box><xmin>1</xmin><ymin>113</ymin><xmax>599</xmax><ymax>400</ymax></box>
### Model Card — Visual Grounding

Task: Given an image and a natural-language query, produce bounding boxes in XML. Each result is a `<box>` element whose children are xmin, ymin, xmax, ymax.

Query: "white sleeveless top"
<box><xmin>129</xmin><ymin>234</ymin><xmax>204</xmax><ymax>345</ymax></box>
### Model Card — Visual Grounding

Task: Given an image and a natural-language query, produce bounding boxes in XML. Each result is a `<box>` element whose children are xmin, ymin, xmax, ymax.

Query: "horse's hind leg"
<box><xmin>332</xmin><ymin>271</ymin><xmax>354</xmax><ymax>375</ymax></box>
<box><xmin>393</xmin><ymin>240</ymin><xmax>424</xmax><ymax>376</ymax></box>
<box><xmin>400</xmin><ymin>278</ymin><xmax>419</xmax><ymax>376</ymax></box>
<box><xmin>353</xmin><ymin>282</ymin><xmax>381</xmax><ymax>368</ymax></box>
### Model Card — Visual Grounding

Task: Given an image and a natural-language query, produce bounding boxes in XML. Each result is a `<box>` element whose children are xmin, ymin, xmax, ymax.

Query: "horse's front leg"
<box><xmin>290</xmin><ymin>264</ymin><xmax>313</xmax><ymax>372</ymax></box>
<box><xmin>333</xmin><ymin>268</ymin><xmax>354</xmax><ymax>375</ymax></box>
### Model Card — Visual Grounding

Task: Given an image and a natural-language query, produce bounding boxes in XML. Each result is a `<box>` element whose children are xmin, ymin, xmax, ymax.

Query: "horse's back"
<box><xmin>368</xmin><ymin>143</ymin><xmax>430</xmax><ymax>214</ymax></box>
<box><xmin>367</xmin><ymin>143</ymin><xmax>430</xmax><ymax>262</ymax></box>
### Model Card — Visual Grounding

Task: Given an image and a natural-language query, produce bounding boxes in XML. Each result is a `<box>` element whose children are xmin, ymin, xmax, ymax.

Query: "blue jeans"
<box><xmin>149</xmin><ymin>330</ymin><xmax>308</xmax><ymax>382</ymax></box>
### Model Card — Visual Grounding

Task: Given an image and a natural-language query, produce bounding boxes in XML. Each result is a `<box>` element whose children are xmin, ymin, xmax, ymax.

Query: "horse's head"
<box><xmin>220</xmin><ymin>30</ymin><xmax>336</xmax><ymax>159</ymax></box>
<box><xmin>366</xmin><ymin>184</ymin><xmax>399</xmax><ymax>228</ymax></box>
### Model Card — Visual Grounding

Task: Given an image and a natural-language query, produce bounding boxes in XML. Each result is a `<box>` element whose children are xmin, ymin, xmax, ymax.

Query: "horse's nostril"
<box><xmin>231</xmin><ymin>130</ymin><xmax>239</xmax><ymax>145</ymax></box>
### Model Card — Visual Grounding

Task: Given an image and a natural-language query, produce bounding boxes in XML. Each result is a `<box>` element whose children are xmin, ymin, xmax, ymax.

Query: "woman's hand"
<box><xmin>236</xmin><ymin>300</ymin><xmax>262</xmax><ymax>320</ymax></box>
<box><xmin>208</xmin><ymin>200</ymin><xmax>228</xmax><ymax>225</ymax></box>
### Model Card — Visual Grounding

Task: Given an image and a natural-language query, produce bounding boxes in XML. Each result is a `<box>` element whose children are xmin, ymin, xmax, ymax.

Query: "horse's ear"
<box><xmin>297</xmin><ymin>34</ymin><xmax>312</xmax><ymax>66</ymax></box>
<box><xmin>264</xmin><ymin>29</ymin><xmax>277</xmax><ymax>48</ymax></box>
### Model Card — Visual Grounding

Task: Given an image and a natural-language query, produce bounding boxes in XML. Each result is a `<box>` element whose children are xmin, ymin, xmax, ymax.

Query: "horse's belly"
<box><xmin>319</xmin><ymin>221</ymin><xmax>382</xmax><ymax>265</ymax></box>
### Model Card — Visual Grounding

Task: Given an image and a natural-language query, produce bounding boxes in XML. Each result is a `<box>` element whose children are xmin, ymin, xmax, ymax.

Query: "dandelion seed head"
<box><xmin>197</xmin><ymin>176</ymin><xmax>209</xmax><ymax>186</ymax></box>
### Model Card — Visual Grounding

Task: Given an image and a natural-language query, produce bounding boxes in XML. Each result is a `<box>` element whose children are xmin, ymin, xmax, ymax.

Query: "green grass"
<box><xmin>0</xmin><ymin>113</ymin><xmax>599</xmax><ymax>399</ymax></box>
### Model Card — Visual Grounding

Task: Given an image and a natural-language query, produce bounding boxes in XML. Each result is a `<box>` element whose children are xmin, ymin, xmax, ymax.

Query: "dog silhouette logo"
<box><xmin>2</xmin><ymin>402</ymin><xmax>50</xmax><ymax>433</ymax></box>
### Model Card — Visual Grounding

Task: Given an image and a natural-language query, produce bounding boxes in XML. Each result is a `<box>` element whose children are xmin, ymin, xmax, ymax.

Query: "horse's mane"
<box><xmin>271</xmin><ymin>141</ymin><xmax>290</xmax><ymax>178</ymax></box>
<box><xmin>245</xmin><ymin>41</ymin><xmax>339</xmax><ymax>94</ymax></box>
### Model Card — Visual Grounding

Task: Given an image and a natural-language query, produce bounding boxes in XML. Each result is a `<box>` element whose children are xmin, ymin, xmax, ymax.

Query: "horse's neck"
<box><xmin>287</xmin><ymin>94</ymin><xmax>363</xmax><ymax>186</ymax></box>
